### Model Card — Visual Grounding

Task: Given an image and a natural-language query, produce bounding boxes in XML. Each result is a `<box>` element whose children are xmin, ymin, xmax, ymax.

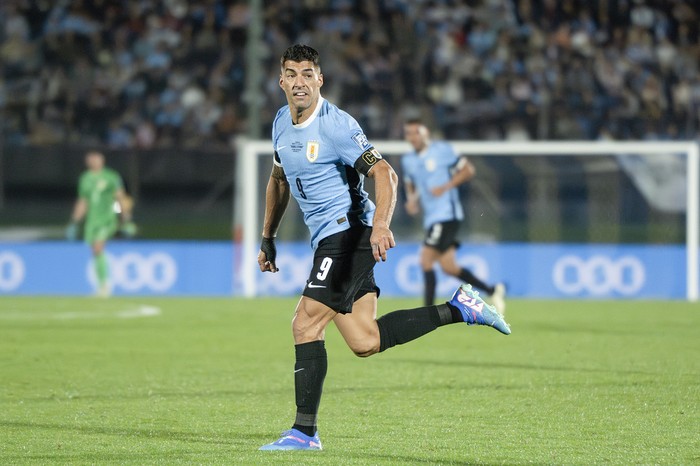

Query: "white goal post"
<box><xmin>237</xmin><ymin>140</ymin><xmax>699</xmax><ymax>301</ymax></box>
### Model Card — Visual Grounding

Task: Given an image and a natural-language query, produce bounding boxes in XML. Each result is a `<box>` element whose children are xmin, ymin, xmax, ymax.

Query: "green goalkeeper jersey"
<box><xmin>78</xmin><ymin>168</ymin><xmax>123</xmax><ymax>227</ymax></box>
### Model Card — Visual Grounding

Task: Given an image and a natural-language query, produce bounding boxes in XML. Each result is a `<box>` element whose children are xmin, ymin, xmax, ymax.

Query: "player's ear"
<box><xmin>318</xmin><ymin>72</ymin><xmax>323</xmax><ymax>87</ymax></box>
<box><xmin>279</xmin><ymin>74</ymin><xmax>284</xmax><ymax>88</ymax></box>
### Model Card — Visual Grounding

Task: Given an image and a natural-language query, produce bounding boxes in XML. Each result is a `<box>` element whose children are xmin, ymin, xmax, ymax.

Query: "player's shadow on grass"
<box><xmin>0</xmin><ymin>419</ymin><xmax>248</xmax><ymax>445</ymax></box>
<box><xmin>0</xmin><ymin>420</ymin><xmax>279</xmax><ymax>462</ymax></box>
<box><xmin>21</xmin><ymin>387</ymin><xmax>290</xmax><ymax>403</ymax></box>
<box><xmin>345</xmin><ymin>453</ymin><xmax>470</xmax><ymax>465</ymax></box>
<box><xmin>385</xmin><ymin>358</ymin><xmax>654</xmax><ymax>375</ymax></box>
<box><xmin>347</xmin><ymin>451</ymin><xmax>495</xmax><ymax>465</ymax></box>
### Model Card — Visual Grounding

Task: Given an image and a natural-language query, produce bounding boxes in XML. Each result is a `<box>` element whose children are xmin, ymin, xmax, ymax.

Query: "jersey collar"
<box><xmin>292</xmin><ymin>96</ymin><xmax>324</xmax><ymax>129</ymax></box>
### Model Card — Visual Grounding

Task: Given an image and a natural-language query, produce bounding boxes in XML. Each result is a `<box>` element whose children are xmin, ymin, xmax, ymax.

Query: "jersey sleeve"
<box><xmin>271</xmin><ymin>108</ymin><xmax>284</xmax><ymax>167</ymax></box>
<box><xmin>78</xmin><ymin>173</ymin><xmax>89</xmax><ymax>199</ymax></box>
<box><xmin>328</xmin><ymin>109</ymin><xmax>382</xmax><ymax>175</ymax></box>
<box><xmin>440</xmin><ymin>142</ymin><xmax>459</xmax><ymax>164</ymax></box>
<box><xmin>111</xmin><ymin>170</ymin><xmax>124</xmax><ymax>191</ymax></box>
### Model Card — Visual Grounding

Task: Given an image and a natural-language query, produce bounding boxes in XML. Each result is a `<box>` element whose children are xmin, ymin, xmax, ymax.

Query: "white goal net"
<box><xmin>236</xmin><ymin>140</ymin><xmax>699</xmax><ymax>301</ymax></box>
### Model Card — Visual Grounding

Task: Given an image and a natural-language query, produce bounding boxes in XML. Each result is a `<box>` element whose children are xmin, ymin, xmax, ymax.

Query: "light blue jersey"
<box><xmin>272</xmin><ymin>97</ymin><xmax>376</xmax><ymax>249</ymax></box>
<box><xmin>401</xmin><ymin>141</ymin><xmax>465</xmax><ymax>229</ymax></box>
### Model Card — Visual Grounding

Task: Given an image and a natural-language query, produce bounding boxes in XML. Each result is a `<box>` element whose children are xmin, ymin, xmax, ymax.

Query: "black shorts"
<box><xmin>302</xmin><ymin>225</ymin><xmax>380</xmax><ymax>314</ymax></box>
<box><xmin>423</xmin><ymin>220</ymin><xmax>461</xmax><ymax>253</ymax></box>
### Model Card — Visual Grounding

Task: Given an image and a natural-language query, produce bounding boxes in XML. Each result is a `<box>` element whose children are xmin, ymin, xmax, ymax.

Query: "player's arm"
<box><xmin>115</xmin><ymin>188</ymin><xmax>132</xmax><ymax>222</ymax></box>
<box><xmin>366</xmin><ymin>159</ymin><xmax>398</xmax><ymax>262</ymax></box>
<box><xmin>115</xmin><ymin>188</ymin><xmax>138</xmax><ymax>237</ymax></box>
<box><xmin>70</xmin><ymin>198</ymin><xmax>87</xmax><ymax>223</ymax></box>
<box><xmin>404</xmin><ymin>179</ymin><xmax>420</xmax><ymax>216</ymax></box>
<box><xmin>66</xmin><ymin>196</ymin><xmax>87</xmax><ymax>240</ymax></box>
<box><xmin>430</xmin><ymin>156</ymin><xmax>475</xmax><ymax>197</ymax></box>
<box><xmin>258</xmin><ymin>163</ymin><xmax>290</xmax><ymax>272</ymax></box>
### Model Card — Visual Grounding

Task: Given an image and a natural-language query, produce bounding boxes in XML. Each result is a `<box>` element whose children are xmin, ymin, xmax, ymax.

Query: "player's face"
<box><xmin>85</xmin><ymin>152</ymin><xmax>105</xmax><ymax>171</ymax></box>
<box><xmin>404</xmin><ymin>124</ymin><xmax>429</xmax><ymax>151</ymax></box>
<box><xmin>279</xmin><ymin>60</ymin><xmax>323</xmax><ymax>117</ymax></box>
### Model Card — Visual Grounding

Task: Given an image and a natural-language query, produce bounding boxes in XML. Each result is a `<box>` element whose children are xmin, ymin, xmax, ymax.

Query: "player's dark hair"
<box><xmin>281</xmin><ymin>44</ymin><xmax>320</xmax><ymax>70</ymax></box>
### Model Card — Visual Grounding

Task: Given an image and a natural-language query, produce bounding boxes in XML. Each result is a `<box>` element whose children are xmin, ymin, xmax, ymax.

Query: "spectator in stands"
<box><xmin>1</xmin><ymin>0</ymin><xmax>699</xmax><ymax>148</ymax></box>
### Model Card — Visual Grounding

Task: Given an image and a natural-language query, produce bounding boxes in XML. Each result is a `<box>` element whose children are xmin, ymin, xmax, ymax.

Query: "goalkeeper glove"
<box><xmin>259</xmin><ymin>237</ymin><xmax>278</xmax><ymax>272</ymax></box>
<box><xmin>120</xmin><ymin>221</ymin><xmax>137</xmax><ymax>238</ymax></box>
<box><xmin>65</xmin><ymin>222</ymin><xmax>79</xmax><ymax>241</ymax></box>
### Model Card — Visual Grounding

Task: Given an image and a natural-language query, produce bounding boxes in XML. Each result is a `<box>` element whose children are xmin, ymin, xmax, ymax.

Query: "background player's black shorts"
<box><xmin>302</xmin><ymin>225</ymin><xmax>380</xmax><ymax>314</ymax></box>
<box><xmin>423</xmin><ymin>220</ymin><xmax>461</xmax><ymax>253</ymax></box>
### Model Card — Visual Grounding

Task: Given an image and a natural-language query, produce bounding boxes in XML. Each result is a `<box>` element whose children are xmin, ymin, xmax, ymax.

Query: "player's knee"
<box><xmin>292</xmin><ymin>302</ymin><xmax>329</xmax><ymax>343</ymax></box>
<box><xmin>420</xmin><ymin>258</ymin><xmax>434</xmax><ymax>271</ymax></box>
<box><xmin>292</xmin><ymin>318</ymin><xmax>324</xmax><ymax>343</ymax></box>
<box><xmin>349</xmin><ymin>335</ymin><xmax>380</xmax><ymax>358</ymax></box>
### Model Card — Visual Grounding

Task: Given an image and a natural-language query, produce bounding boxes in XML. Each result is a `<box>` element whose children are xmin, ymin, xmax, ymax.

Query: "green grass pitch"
<box><xmin>1</xmin><ymin>296</ymin><xmax>698</xmax><ymax>465</ymax></box>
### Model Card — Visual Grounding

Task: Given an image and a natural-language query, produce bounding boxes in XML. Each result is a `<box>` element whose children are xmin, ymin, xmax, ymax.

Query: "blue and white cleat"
<box><xmin>449</xmin><ymin>284</ymin><xmax>511</xmax><ymax>335</ymax></box>
<box><xmin>259</xmin><ymin>428</ymin><xmax>323</xmax><ymax>451</ymax></box>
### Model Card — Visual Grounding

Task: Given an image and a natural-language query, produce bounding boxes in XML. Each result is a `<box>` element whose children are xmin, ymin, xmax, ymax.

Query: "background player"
<box><xmin>402</xmin><ymin>120</ymin><xmax>506</xmax><ymax>313</ymax></box>
<box><xmin>257</xmin><ymin>44</ymin><xmax>510</xmax><ymax>451</ymax></box>
<box><xmin>66</xmin><ymin>151</ymin><xmax>135</xmax><ymax>297</ymax></box>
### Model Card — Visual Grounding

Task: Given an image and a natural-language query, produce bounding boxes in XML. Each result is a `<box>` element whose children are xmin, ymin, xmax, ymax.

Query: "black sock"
<box><xmin>291</xmin><ymin>341</ymin><xmax>327</xmax><ymax>437</ymax></box>
<box><xmin>458</xmin><ymin>268</ymin><xmax>494</xmax><ymax>295</ymax></box>
<box><xmin>423</xmin><ymin>270</ymin><xmax>436</xmax><ymax>306</ymax></box>
<box><xmin>376</xmin><ymin>304</ymin><xmax>462</xmax><ymax>352</ymax></box>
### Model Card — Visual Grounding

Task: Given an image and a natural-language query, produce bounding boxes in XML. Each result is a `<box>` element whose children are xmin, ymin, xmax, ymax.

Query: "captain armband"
<box><xmin>354</xmin><ymin>147</ymin><xmax>383</xmax><ymax>175</ymax></box>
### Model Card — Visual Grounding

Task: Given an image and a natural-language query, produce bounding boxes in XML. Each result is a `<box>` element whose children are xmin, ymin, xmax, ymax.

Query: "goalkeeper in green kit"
<box><xmin>66</xmin><ymin>151</ymin><xmax>136</xmax><ymax>297</ymax></box>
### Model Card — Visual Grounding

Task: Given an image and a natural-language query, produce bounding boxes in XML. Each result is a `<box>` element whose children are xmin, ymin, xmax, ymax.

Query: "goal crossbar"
<box><xmin>237</xmin><ymin>140</ymin><xmax>699</xmax><ymax>301</ymax></box>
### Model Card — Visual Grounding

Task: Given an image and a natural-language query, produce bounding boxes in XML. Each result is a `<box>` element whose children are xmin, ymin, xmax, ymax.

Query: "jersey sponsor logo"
<box><xmin>361</xmin><ymin>148</ymin><xmax>382</xmax><ymax>167</ymax></box>
<box><xmin>307</xmin><ymin>282</ymin><xmax>326</xmax><ymax>288</ymax></box>
<box><xmin>425</xmin><ymin>158</ymin><xmax>436</xmax><ymax>172</ymax></box>
<box><xmin>275</xmin><ymin>145</ymin><xmax>287</xmax><ymax>151</ymax></box>
<box><xmin>351</xmin><ymin>131</ymin><xmax>372</xmax><ymax>151</ymax></box>
<box><xmin>0</xmin><ymin>251</ymin><xmax>26</xmax><ymax>292</ymax></box>
<box><xmin>306</xmin><ymin>140</ymin><xmax>320</xmax><ymax>162</ymax></box>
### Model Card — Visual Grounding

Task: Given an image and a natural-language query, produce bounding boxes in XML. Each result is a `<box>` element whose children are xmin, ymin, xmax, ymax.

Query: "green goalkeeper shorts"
<box><xmin>84</xmin><ymin>221</ymin><xmax>118</xmax><ymax>244</ymax></box>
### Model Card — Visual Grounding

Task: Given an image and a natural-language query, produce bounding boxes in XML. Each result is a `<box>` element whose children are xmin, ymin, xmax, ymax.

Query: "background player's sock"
<box><xmin>377</xmin><ymin>304</ymin><xmax>461</xmax><ymax>352</ymax></box>
<box><xmin>423</xmin><ymin>269</ymin><xmax>436</xmax><ymax>306</ymax></box>
<box><xmin>458</xmin><ymin>268</ymin><xmax>494</xmax><ymax>295</ymax></box>
<box><xmin>292</xmin><ymin>341</ymin><xmax>327</xmax><ymax>437</ymax></box>
<box><xmin>95</xmin><ymin>252</ymin><xmax>109</xmax><ymax>287</ymax></box>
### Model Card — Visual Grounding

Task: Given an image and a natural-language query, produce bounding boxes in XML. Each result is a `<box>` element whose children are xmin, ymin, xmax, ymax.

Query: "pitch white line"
<box><xmin>0</xmin><ymin>305</ymin><xmax>162</xmax><ymax>320</ymax></box>
<box><xmin>116</xmin><ymin>305</ymin><xmax>161</xmax><ymax>318</ymax></box>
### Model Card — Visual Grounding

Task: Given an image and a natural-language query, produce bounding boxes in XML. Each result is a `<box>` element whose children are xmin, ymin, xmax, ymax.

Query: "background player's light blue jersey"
<box><xmin>401</xmin><ymin>141</ymin><xmax>464</xmax><ymax>229</ymax></box>
<box><xmin>272</xmin><ymin>97</ymin><xmax>376</xmax><ymax>249</ymax></box>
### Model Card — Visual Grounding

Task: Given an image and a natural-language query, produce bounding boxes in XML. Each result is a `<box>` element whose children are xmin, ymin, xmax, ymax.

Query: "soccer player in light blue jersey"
<box><xmin>257</xmin><ymin>44</ymin><xmax>510</xmax><ymax>451</ymax></box>
<box><xmin>402</xmin><ymin>120</ymin><xmax>506</xmax><ymax>312</ymax></box>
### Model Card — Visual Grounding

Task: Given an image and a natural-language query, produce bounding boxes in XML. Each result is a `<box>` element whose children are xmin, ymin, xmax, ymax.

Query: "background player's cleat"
<box><xmin>258</xmin><ymin>429</ymin><xmax>323</xmax><ymax>451</ymax></box>
<box><xmin>449</xmin><ymin>284</ymin><xmax>511</xmax><ymax>335</ymax></box>
<box><xmin>490</xmin><ymin>283</ymin><xmax>507</xmax><ymax>316</ymax></box>
<box><xmin>96</xmin><ymin>283</ymin><xmax>112</xmax><ymax>298</ymax></box>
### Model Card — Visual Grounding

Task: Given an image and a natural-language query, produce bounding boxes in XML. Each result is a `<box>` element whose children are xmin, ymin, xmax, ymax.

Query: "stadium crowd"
<box><xmin>1</xmin><ymin>0</ymin><xmax>699</xmax><ymax>149</ymax></box>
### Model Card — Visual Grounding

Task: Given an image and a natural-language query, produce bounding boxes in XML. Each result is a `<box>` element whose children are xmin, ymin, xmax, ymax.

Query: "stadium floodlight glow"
<box><xmin>238</xmin><ymin>140</ymin><xmax>699</xmax><ymax>302</ymax></box>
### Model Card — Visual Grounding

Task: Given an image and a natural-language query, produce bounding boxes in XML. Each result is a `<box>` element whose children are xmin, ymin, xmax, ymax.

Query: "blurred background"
<box><xmin>0</xmin><ymin>0</ymin><xmax>697</xmax><ymax>245</ymax></box>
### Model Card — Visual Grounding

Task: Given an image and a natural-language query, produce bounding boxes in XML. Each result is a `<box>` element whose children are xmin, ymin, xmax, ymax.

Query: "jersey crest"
<box><xmin>306</xmin><ymin>140</ymin><xmax>320</xmax><ymax>162</ymax></box>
